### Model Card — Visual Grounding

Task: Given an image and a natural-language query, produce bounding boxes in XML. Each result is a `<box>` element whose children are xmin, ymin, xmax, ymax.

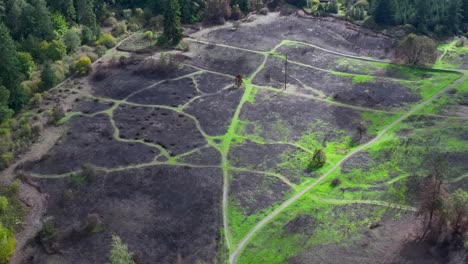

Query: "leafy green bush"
<box><xmin>0</xmin><ymin>196</ymin><xmax>8</xmax><ymax>213</ymax></box>
<box><xmin>0</xmin><ymin>153</ymin><xmax>13</xmax><ymax>170</ymax></box>
<box><xmin>109</xmin><ymin>235</ymin><xmax>135</xmax><ymax>264</ymax></box>
<box><xmin>0</xmin><ymin>224</ymin><xmax>15</xmax><ymax>264</ymax></box>
<box><xmin>96</xmin><ymin>34</ymin><xmax>117</xmax><ymax>49</ymax></box>
<box><xmin>308</xmin><ymin>149</ymin><xmax>326</xmax><ymax>170</ymax></box>
<box><xmin>113</xmin><ymin>22</ymin><xmax>127</xmax><ymax>36</ymax></box>
<box><xmin>17</xmin><ymin>52</ymin><xmax>36</xmax><ymax>79</ymax></box>
<box><xmin>63</xmin><ymin>29</ymin><xmax>81</xmax><ymax>53</ymax></box>
<box><xmin>39</xmin><ymin>40</ymin><xmax>67</xmax><ymax>62</ymax></box>
<box><xmin>143</xmin><ymin>31</ymin><xmax>154</xmax><ymax>40</ymax></box>
<box><xmin>73</xmin><ymin>56</ymin><xmax>93</xmax><ymax>76</ymax></box>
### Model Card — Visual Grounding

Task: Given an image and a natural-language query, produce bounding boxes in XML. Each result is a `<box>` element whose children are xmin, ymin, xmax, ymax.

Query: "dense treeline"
<box><xmin>370</xmin><ymin>0</ymin><xmax>468</xmax><ymax>35</ymax></box>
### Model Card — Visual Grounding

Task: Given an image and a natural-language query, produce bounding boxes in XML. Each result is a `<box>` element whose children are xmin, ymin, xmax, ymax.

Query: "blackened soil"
<box><xmin>185</xmin><ymin>88</ymin><xmax>243</xmax><ymax>135</ymax></box>
<box><xmin>230</xmin><ymin>171</ymin><xmax>290</xmax><ymax>215</ymax></box>
<box><xmin>26</xmin><ymin>114</ymin><xmax>156</xmax><ymax>175</ymax></box>
<box><xmin>127</xmin><ymin>77</ymin><xmax>200</xmax><ymax>107</ymax></box>
<box><xmin>113</xmin><ymin>105</ymin><xmax>206</xmax><ymax>155</ymax></box>
<box><xmin>25</xmin><ymin>166</ymin><xmax>222</xmax><ymax>264</ymax></box>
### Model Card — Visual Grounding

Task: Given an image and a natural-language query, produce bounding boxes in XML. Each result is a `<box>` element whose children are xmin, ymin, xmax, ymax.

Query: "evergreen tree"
<box><xmin>40</xmin><ymin>62</ymin><xmax>57</xmax><ymax>91</ymax></box>
<box><xmin>76</xmin><ymin>0</ymin><xmax>98</xmax><ymax>42</ymax></box>
<box><xmin>77</xmin><ymin>0</ymin><xmax>96</xmax><ymax>27</ymax></box>
<box><xmin>180</xmin><ymin>0</ymin><xmax>200</xmax><ymax>23</ymax></box>
<box><xmin>463</xmin><ymin>0</ymin><xmax>468</xmax><ymax>23</ymax></box>
<box><xmin>162</xmin><ymin>0</ymin><xmax>183</xmax><ymax>45</ymax></box>
<box><xmin>47</xmin><ymin>0</ymin><xmax>76</xmax><ymax>22</ymax></box>
<box><xmin>232</xmin><ymin>0</ymin><xmax>248</xmax><ymax>12</ymax></box>
<box><xmin>372</xmin><ymin>0</ymin><xmax>394</xmax><ymax>25</ymax></box>
<box><xmin>21</xmin><ymin>0</ymin><xmax>54</xmax><ymax>40</ymax></box>
<box><xmin>4</xmin><ymin>0</ymin><xmax>25</xmax><ymax>39</ymax></box>
<box><xmin>445</xmin><ymin>0</ymin><xmax>463</xmax><ymax>34</ymax></box>
<box><xmin>414</xmin><ymin>0</ymin><xmax>429</xmax><ymax>33</ymax></box>
<box><xmin>0</xmin><ymin>23</ymin><xmax>25</xmax><ymax>111</ymax></box>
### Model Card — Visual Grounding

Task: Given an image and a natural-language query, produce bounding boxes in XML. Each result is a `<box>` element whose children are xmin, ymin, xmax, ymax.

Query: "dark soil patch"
<box><xmin>127</xmin><ymin>77</ymin><xmax>200</xmax><ymax>107</ymax></box>
<box><xmin>73</xmin><ymin>98</ymin><xmax>112</xmax><ymax>114</ymax></box>
<box><xmin>91</xmin><ymin>63</ymin><xmax>196</xmax><ymax>100</ymax></box>
<box><xmin>25</xmin><ymin>114</ymin><xmax>156</xmax><ymax>175</ymax></box>
<box><xmin>230</xmin><ymin>171</ymin><xmax>290</xmax><ymax>215</ymax></box>
<box><xmin>113</xmin><ymin>105</ymin><xmax>206</xmax><ymax>155</ymax></box>
<box><xmin>287</xmin><ymin>211</ymin><xmax>426</xmax><ymax>264</ymax></box>
<box><xmin>177</xmin><ymin>146</ymin><xmax>221</xmax><ymax>166</ymax></box>
<box><xmin>25</xmin><ymin>166</ymin><xmax>222</xmax><ymax>264</ymax></box>
<box><xmin>340</xmin><ymin>152</ymin><xmax>372</xmax><ymax>174</ymax></box>
<box><xmin>284</xmin><ymin>215</ymin><xmax>315</xmax><ymax>235</ymax></box>
<box><xmin>194</xmin><ymin>72</ymin><xmax>234</xmax><ymax>94</ymax></box>
<box><xmin>185</xmin><ymin>42</ymin><xmax>264</xmax><ymax>76</ymax></box>
<box><xmin>254</xmin><ymin>57</ymin><xmax>419</xmax><ymax>109</ymax></box>
<box><xmin>185</xmin><ymin>88</ymin><xmax>243</xmax><ymax>135</ymax></box>
<box><xmin>239</xmin><ymin>90</ymin><xmax>362</xmax><ymax>142</ymax></box>
<box><xmin>229</xmin><ymin>140</ymin><xmax>293</xmax><ymax>169</ymax></box>
<box><xmin>194</xmin><ymin>15</ymin><xmax>396</xmax><ymax>58</ymax></box>
<box><xmin>276</xmin><ymin>44</ymin><xmax>423</xmax><ymax>81</ymax></box>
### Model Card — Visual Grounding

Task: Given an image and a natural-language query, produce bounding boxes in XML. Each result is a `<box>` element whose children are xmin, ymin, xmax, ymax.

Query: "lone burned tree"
<box><xmin>416</xmin><ymin>153</ymin><xmax>468</xmax><ymax>249</ymax></box>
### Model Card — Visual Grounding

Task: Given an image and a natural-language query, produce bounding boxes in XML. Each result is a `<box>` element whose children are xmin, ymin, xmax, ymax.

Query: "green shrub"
<box><xmin>0</xmin><ymin>196</ymin><xmax>8</xmax><ymax>213</ymax></box>
<box><xmin>109</xmin><ymin>235</ymin><xmax>135</xmax><ymax>264</ymax></box>
<box><xmin>95</xmin><ymin>45</ymin><xmax>107</xmax><ymax>57</ymax></box>
<box><xmin>17</xmin><ymin>52</ymin><xmax>36</xmax><ymax>79</ymax></box>
<box><xmin>127</xmin><ymin>22</ymin><xmax>141</xmax><ymax>32</ymax></box>
<box><xmin>30</xmin><ymin>93</ymin><xmax>43</xmax><ymax>107</ymax></box>
<box><xmin>143</xmin><ymin>31</ymin><xmax>154</xmax><ymax>40</ymax></box>
<box><xmin>81</xmin><ymin>163</ymin><xmax>98</xmax><ymax>183</ymax></box>
<box><xmin>308</xmin><ymin>149</ymin><xmax>326</xmax><ymax>170</ymax></box>
<box><xmin>0</xmin><ymin>224</ymin><xmax>15</xmax><ymax>264</ymax></box>
<box><xmin>0</xmin><ymin>153</ymin><xmax>13</xmax><ymax>170</ymax></box>
<box><xmin>96</xmin><ymin>34</ymin><xmax>117</xmax><ymax>49</ymax></box>
<box><xmin>39</xmin><ymin>40</ymin><xmax>67</xmax><ymax>62</ymax></box>
<box><xmin>39</xmin><ymin>219</ymin><xmax>57</xmax><ymax>241</ymax></box>
<box><xmin>63</xmin><ymin>29</ymin><xmax>81</xmax><ymax>53</ymax></box>
<box><xmin>73</xmin><ymin>56</ymin><xmax>93</xmax><ymax>76</ymax></box>
<box><xmin>51</xmin><ymin>107</ymin><xmax>65</xmax><ymax>125</ymax></box>
<box><xmin>113</xmin><ymin>22</ymin><xmax>127</xmax><ymax>37</ymax></box>
<box><xmin>330</xmin><ymin>178</ymin><xmax>342</xmax><ymax>187</ymax></box>
<box><xmin>103</xmin><ymin>17</ymin><xmax>118</xmax><ymax>27</ymax></box>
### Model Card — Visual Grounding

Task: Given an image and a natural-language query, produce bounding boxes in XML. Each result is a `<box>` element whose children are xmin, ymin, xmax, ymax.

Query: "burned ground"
<box><xmin>253</xmin><ymin>57</ymin><xmax>420</xmax><ymax>109</ymax></box>
<box><xmin>192</xmin><ymin>14</ymin><xmax>396</xmax><ymax>58</ymax></box>
<box><xmin>230</xmin><ymin>171</ymin><xmax>291</xmax><ymax>215</ymax></box>
<box><xmin>185</xmin><ymin>88</ymin><xmax>243</xmax><ymax>136</ymax></box>
<box><xmin>27</xmin><ymin>166</ymin><xmax>222</xmax><ymax>264</ymax></box>
<box><xmin>17</xmin><ymin>13</ymin><xmax>468</xmax><ymax>264</ymax></box>
<box><xmin>26</xmin><ymin>114</ymin><xmax>156</xmax><ymax>175</ymax></box>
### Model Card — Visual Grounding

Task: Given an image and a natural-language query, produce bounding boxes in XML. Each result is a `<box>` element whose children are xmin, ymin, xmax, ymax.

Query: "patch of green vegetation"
<box><xmin>332</xmin><ymin>71</ymin><xmax>375</xmax><ymax>84</ymax></box>
<box><xmin>0</xmin><ymin>180</ymin><xmax>26</xmax><ymax>264</ymax></box>
<box><xmin>361</xmin><ymin>112</ymin><xmax>400</xmax><ymax>135</ymax></box>
<box><xmin>402</xmin><ymin>71</ymin><xmax>461</xmax><ymax>99</ymax></box>
<box><xmin>0</xmin><ymin>181</ymin><xmax>26</xmax><ymax>231</ymax></box>
<box><xmin>335</xmin><ymin>58</ymin><xmax>381</xmax><ymax>74</ymax></box>
<box><xmin>228</xmin><ymin>201</ymin><xmax>277</xmax><ymax>247</ymax></box>
<box><xmin>352</xmin><ymin>75</ymin><xmax>375</xmax><ymax>84</ymax></box>
<box><xmin>435</xmin><ymin>39</ymin><xmax>468</xmax><ymax>69</ymax></box>
<box><xmin>237</xmin><ymin>195</ymin><xmax>387</xmax><ymax>264</ymax></box>
<box><xmin>277</xmin><ymin>122</ymin><xmax>352</xmax><ymax>185</ymax></box>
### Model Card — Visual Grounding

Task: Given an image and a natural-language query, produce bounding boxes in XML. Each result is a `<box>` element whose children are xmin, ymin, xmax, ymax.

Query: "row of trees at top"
<box><xmin>371</xmin><ymin>0</ymin><xmax>468</xmax><ymax>35</ymax></box>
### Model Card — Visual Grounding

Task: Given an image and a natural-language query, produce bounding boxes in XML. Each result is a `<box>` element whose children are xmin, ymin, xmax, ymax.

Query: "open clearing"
<box><xmin>20</xmin><ymin>13</ymin><xmax>468</xmax><ymax>264</ymax></box>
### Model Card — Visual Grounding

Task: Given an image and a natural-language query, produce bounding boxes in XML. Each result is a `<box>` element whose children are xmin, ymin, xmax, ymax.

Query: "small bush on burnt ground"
<box><xmin>330</xmin><ymin>178</ymin><xmax>342</xmax><ymax>187</ymax></box>
<box><xmin>133</xmin><ymin>53</ymin><xmax>184</xmax><ymax>77</ymax></box>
